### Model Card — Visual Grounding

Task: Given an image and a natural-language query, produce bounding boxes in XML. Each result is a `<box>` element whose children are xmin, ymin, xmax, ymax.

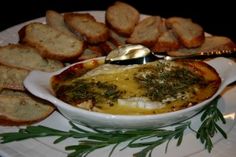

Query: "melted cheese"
<box><xmin>82</xmin><ymin>64</ymin><xmax>145</xmax><ymax>98</ymax></box>
<box><xmin>51</xmin><ymin>60</ymin><xmax>221</xmax><ymax>115</ymax></box>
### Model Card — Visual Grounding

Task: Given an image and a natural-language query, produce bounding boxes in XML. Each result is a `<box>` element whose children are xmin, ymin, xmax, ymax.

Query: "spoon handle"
<box><xmin>152</xmin><ymin>51</ymin><xmax>236</xmax><ymax>60</ymax></box>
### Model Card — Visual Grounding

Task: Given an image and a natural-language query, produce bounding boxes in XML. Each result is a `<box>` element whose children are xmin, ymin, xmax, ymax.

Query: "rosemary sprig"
<box><xmin>0</xmin><ymin>96</ymin><xmax>227</xmax><ymax>157</ymax></box>
<box><xmin>196</xmin><ymin>96</ymin><xmax>227</xmax><ymax>152</ymax></box>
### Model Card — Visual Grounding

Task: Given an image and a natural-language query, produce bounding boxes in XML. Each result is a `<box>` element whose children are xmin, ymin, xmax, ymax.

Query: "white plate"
<box><xmin>0</xmin><ymin>11</ymin><xmax>236</xmax><ymax>157</ymax></box>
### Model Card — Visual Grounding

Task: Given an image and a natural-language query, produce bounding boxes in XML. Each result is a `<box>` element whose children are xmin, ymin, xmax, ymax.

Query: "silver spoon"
<box><xmin>105</xmin><ymin>44</ymin><xmax>236</xmax><ymax>65</ymax></box>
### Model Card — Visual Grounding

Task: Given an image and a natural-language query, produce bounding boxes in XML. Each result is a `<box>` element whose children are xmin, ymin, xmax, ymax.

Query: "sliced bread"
<box><xmin>46</xmin><ymin>10</ymin><xmax>79</xmax><ymax>39</ymax></box>
<box><xmin>0</xmin><ymin>44</ymin><xmax>64</xmax><ymax>72</ymax></box>
<box><xmin>126</xmin><ymin>16</ymin><xmax>162</xmax><ymax>47</ymax></box>
<box><xmin>166</xmin><ymin>17</ymin><xmax>205</xmax><ymax>48</ymax></box>
<box><xmin>0</xmin><ymin>65</ymin><xmax>29</xmax><ymax>91</ymax></box>
<box><xmin>0</xmin><ymin>94</ymin><xmax>54</xmax><ymax>126</ymax></box>
<box><xmin>105</xmin><ymin>1</ymin><xmax>140</xmax><ymax>36</ymax></box>
<box><xmin>152</xmin><ymin>30</ymin><xmax>180</xmax><ymax>52</ymax></box>
<box><xmin>77</xmin><ymin>46</ymin><xmax>103</xmax><ymax>61</ymax></box>
<box><xmin>98</xmin><ymin>41</ymin><xmax>117</xmax><ymax>55</ymax></box>
<box><xmin>77</xmin><ymin>41</ymin><xmax>117</xmax><ymax>61</ymax></box>
<box><xmin>64</xmin><ymin>13</ymin><xmax>109</xmax><ymax>44</ymax></box>
<box><xmin>109</xmin><ymin>29</ymin><xmax>127</xmax><ymax>46</ymax></box>
<box><xmin>19</xmin><ymin>22</ymin><xmax>84</xmax><ymax>61</ymax></box>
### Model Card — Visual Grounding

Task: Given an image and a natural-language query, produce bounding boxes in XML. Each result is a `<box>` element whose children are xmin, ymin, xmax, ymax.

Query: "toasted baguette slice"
<box><xmin>19</xmin><ymin>22</ymin><xmax>84</xmax><ymax>61</ymax></box>
<box><xmin>168</xmin><ymin>36</ymin><xmax>236</xmax><ymax>56</ymax></box>
<box><xmin>77</xmin><ymin>41</ymin><xmax>116</xmax><ymax>61</ymax></box>
<box><xmin>0</xmin><ymin>89</ymin><xmax>26</xmax><ymax>96</ymax></box>
<box><xmin>0</xmin><ymin>44</ymin><xmax>64</xmax><ymax>72</ymax></box>
<box><xmin>126</xmin><ymin>16</ymin><xmax>162</xmax><ymax>47</ymax></box>
<box><xmin>106</xmin><ymin>1</ymin><xmax>139</xmax><ymax>36</ymax></box>
<box><xmin>0</xmin><ymin>94</ymin><xmax>54</xmax><ymax>126</ymax></box>
<box><xmin>0</xmin><ymin>65</ymin><xmax>29</xmax><ymax>91</ymax></box>
<box><xmin>166</xmin><ymin>17</ymin><xmax>205</xmax><ymax>48</ymax></box>
<box><xmin>46</xmin><ymin>10</ymin><xmax>79</xmax><ymax>39</ymax></box>
<box><xmin>109</xmin><ymin>29</ymin><xmax>127</xmax><ymax>46</ymax></box>
<box><xmin>152</xmin><ymin>30</ymin><xmax>180</xmax><ymax>52</ymax></box>
<box><xmin>98</xmin><ymin>41</ymin><xmax>117</xmax><ymax>55</ymax></box>
<box><xmin>77</xmin><ymin>46</ymin><xmax>103</xmax><ymax>61</ymax></box>
<box><xmin>64</xmin><ymin>13</ymin><xmax>109</xmax><ymax>44</ymax></box>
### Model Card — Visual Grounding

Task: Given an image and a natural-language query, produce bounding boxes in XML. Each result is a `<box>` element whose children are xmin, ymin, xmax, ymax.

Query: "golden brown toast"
<box><xmin>166</xmin><ymin>17</ymin><xmax>205</xmax><ymax>48</ymax></box>
<box><xmin>0</xmin><ymin>44</ymin><xmax>64</xmax><ymax>72</ymax></box>
<box><xmin>106</xmin><ymin>1</ymin><xmax>140</xmax><ymax>36</ymax></box>
<box><xmin>64</xmin><ymin>13</ymin><xmax>109</xmax><ymax>44</ymax></box>
<box><xmin>19</xmin><ymin>22</ymin><xmax>84</xmax><ymax>61</ymax></box>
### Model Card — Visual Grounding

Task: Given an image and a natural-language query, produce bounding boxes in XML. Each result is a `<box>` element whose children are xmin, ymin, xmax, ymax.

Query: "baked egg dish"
<box><xmin>51</xmin><ymin>59</ymin><xmax>221</xmax><ymax>115</ymax></box>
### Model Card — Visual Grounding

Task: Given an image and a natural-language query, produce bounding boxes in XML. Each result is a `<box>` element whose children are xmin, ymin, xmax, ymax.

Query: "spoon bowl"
<box><xmin>105</xmin><ymin>44</ymin><xmax>154</xmax><ymax>64</ymax></box>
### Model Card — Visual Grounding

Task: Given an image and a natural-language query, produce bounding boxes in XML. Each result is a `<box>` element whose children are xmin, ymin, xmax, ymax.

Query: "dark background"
<box><xmin>0</xmin><ymin>0</ymin><xmax>235</xmax><ymax>42</ymax></box>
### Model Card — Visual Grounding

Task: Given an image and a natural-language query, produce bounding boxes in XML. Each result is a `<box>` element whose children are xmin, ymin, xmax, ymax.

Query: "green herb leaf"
<box><xmin>196</xmin><ymin>96</ymin><xmax>227</xmax><ymax>152</ymax></box>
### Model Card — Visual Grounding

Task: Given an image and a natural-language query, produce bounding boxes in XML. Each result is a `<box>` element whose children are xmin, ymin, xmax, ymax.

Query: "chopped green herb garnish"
<box><xmin>56</xmin><ymin>79</ymin><xmax>124</xmax><ymax>105</ymax></box>
<box><xmin>134</xmin><ymin>62</ymin><xmax>204</xmax><ymax>101</ymax></box>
